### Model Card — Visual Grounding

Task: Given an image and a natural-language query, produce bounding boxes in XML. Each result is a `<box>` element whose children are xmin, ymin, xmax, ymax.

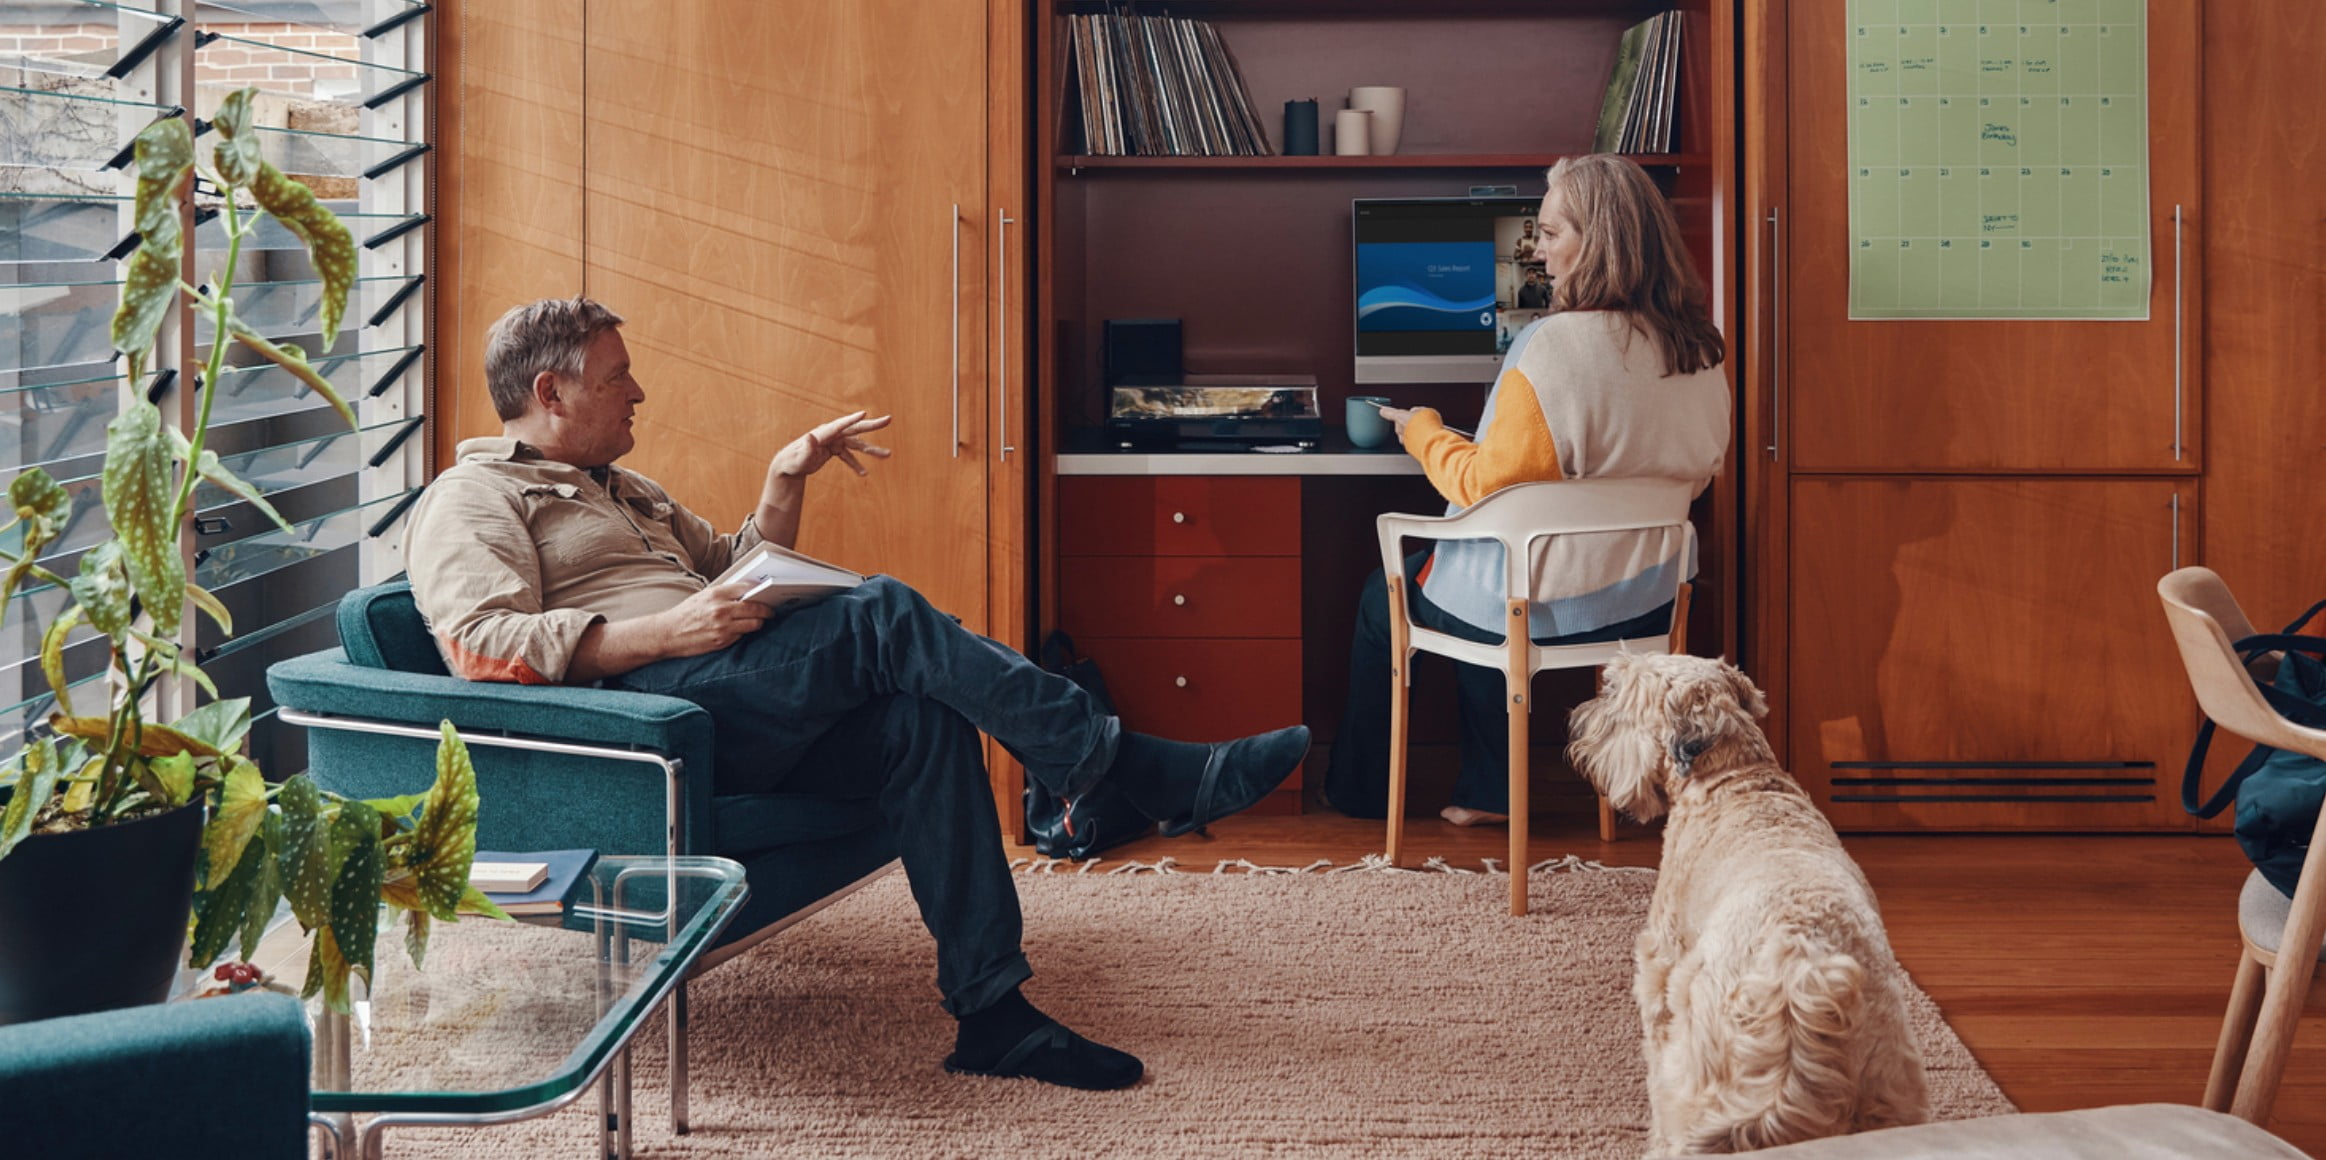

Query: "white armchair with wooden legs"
<box><xmin>2157</xmin><ymin>566</ymin><xmax>2326</xmax><ymax>1126</ymax></box>
<box><xmin>1376</xmin><ymin>478</ymin><xmax>1695</xmax><ymax>916</ymax></box>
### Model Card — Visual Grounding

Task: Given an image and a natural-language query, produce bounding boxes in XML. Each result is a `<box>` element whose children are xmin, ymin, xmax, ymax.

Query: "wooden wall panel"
<box><xmin>1783</xmin><ymin>1</ymin><xmax>2203</xmax><ymax>473</ymax></box>
<box><xmin>2202</xmin><ymin>6</ymin><xmax>2326</xmax><ymax>633</ymax></box>
<box><xmin>1789</xmin><ymin>476</ymin><xmax>2197</xmax><ymax>832</ymax></box>
<box><xmin>577</xmin><ymin>0</ymin><xmax>990</xmax><ymax>621</ymax></box>
<box><xmin>434</xmin><ymin>0</ymin><xmax>589</xmax><ymax>464</ymax></box>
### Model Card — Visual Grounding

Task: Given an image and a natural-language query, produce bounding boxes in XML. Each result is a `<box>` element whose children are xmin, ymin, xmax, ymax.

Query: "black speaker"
<box><xmin>1103</xmin><ymin>318</ymin><xmax>1182</xmax><ymax>386</ymax></box>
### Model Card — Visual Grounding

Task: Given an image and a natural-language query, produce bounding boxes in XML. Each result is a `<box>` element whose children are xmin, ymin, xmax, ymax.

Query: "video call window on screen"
<box><xmin>1352</xmin><ymin>196</ymin><xmax>1550</xmax><ymax>385</ymax></box>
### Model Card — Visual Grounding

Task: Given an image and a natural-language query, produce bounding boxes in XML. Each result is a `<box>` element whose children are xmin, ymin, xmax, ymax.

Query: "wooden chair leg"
<box><xmin>1385</xmin><ymin>577</ymin><xmax>1411</xmax><ymax>868</ymax></box>
<box><xmin>2232</xmin><ymin>949</ymin><xmax>2320</xmax><ymax>1124</ymax></box>
<box><xmin>1670</xmin><ymin>583</ymin><xmax>1692</xmax><ymax>655</ymax></box>
<box><xmin>1597</xmin><ymin>795</ymin><xmax>1616</xmax><ymax>843</ymax></box>
<box><xmin>1508</xmin><ymin>598</ymin><xmax>1530</xmax><ymax>917</ymax></box>
<box><xmin>2205</xmin><ymin>949</ymin><xmax>2267</xmax><ymax>1112</ymax></box>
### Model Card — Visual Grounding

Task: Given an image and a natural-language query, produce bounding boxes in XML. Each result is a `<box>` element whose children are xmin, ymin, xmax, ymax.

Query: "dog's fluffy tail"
<box><xmin>1688</xmin><ymin>936</ymin><xmax>1867</xmax><ymax>1153</ymax></box>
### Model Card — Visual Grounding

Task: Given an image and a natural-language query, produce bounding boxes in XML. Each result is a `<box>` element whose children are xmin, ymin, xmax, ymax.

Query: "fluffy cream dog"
<box><xmin>1567</xmin><ymin>653</ymin><xmax>1929</xmax><ymax>1156</ymax></box>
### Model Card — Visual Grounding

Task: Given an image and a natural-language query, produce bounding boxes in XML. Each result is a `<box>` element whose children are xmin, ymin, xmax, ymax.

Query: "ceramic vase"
<box><xmin>1348</xmin><ymin>86</ymin><xmax>1406</xmax><ymax>155</ymax></box>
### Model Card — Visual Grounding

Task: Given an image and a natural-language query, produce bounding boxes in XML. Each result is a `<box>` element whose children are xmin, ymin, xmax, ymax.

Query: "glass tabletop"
<box><xmin>233</xmin><ymin>855</ymin><xmax>748</xmax><ymax>1116</ymax></box>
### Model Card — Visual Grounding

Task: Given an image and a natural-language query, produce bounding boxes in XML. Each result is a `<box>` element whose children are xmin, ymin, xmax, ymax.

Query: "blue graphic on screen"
<box><xmin>1355</xmin><ymin>241</ymin><xmax>1498</xmax><ymax>333</ymax></box>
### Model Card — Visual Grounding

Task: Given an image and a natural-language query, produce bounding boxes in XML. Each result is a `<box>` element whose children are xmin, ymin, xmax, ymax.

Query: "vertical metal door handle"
<box><xmin>2172</xmin><ymin>203</ymin><xmax>2184</xmax><ymax>461</ymax></box>
<box><xmin>1767</xmin><ymin>208</ymin><xmax>1783</xmax><ymax>459</ymax></box>
<box><xmin>2170</xmin><ymin>492</ymin><xmax>2181</xmax><ymax>572</ymax></box>
<box><xmin>951</xmin><ymin>203</ymin><xmax>961</xmax><ymax>459</ymax></box>
<box><xmin>997</xmin><ymin>208</ymin><xmax>1017</xmax><ymax>460</ymax></box>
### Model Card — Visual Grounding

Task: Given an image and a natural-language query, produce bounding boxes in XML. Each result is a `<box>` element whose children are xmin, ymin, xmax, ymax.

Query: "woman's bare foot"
<box><xmin>1439</xmin><ymin>805</ymin><xmax>1508</xmax><ymax>827</ymax></box>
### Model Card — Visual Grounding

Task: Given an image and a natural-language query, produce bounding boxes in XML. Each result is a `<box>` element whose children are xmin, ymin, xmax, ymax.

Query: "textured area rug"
<box><xmin>367</xmin><ymin>858</ymin><xmax>2014</xmax><ymax>1158</ymax></box>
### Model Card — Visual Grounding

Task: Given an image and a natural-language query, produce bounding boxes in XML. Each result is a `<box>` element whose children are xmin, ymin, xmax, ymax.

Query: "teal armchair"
<box><xmin>265</xmin><ymin>581</ymin><xmax>899</xmax><ymax>1133</ymax></box>
<box><xmin>0</xmin><ymin>992</ymin><xmax>311</xmax><ymax>1158</ymax></box>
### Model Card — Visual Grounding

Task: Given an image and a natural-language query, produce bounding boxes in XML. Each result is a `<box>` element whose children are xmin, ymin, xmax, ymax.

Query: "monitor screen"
<box><xmin>1352</xmin><ymin>196</ymin><xmax>1548</xmax><ymax>385</ymax></box>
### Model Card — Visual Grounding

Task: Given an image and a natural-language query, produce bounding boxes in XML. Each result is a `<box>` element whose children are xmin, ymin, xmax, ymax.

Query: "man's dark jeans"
<box><xmin>610</xmin><ymin>576</ymin><xmax>1119</xmax><ymax>1016</ymax></box>
<box><xmin>1326</xmin><ymin>554</ymin><xmax>1672</xmax><ymax>819</ymax></box>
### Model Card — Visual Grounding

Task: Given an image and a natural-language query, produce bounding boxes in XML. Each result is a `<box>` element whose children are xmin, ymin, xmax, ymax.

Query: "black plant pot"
<box><xmin>0</xmin><ymin>800</ymin><xmax>204</xmax><ymax>1026</ymax></box>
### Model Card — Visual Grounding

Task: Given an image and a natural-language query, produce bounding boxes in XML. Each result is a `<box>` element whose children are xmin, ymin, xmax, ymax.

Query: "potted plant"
<box><xmin>0</xmin><ymin>88</ymin><xmax>500</xmax><ymax>1024</ymax></box>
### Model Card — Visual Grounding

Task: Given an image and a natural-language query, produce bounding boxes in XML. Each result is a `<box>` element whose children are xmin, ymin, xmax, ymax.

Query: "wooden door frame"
<box><xmin>1744</xmin><ymin>0</ymin><xmax>1790</xmax><ymax>764</ymax></box>
<box><xmin>987</xmin><ymin>0</ymin><xmax>1032</xmax><ymax>838</ymax></box>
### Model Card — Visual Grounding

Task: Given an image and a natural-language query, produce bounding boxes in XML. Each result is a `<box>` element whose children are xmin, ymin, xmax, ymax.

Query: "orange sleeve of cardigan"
<box><xmin>1399</xmin><ymin>368</ymin><xmax>1565</xmax><ymax>507</ymax></box>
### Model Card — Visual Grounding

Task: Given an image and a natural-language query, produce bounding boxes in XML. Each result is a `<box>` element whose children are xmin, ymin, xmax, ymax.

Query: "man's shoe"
<box><xmin>1155</xmin><ymin>725</ymin><xmax>1310</xmax><ymax>838</ymax></box>
<box><xmin>944</xmin><ymin>1020</ymin><xmax>1144</xmax><ymax>1090</ymax></box>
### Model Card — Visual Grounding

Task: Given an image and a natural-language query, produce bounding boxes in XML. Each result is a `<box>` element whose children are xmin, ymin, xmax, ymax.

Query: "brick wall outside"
<box><xmin>1</xmin><ymin>20</ymin><xmax>370</xmax><ymax>197</ymax></box>
<box><xmin>0</xmin><ymin>20</ymin><xmax>367</xmax><ymax>98</ymax></box>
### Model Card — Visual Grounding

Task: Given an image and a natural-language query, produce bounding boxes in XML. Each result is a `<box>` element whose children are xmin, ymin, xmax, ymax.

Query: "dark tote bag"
<box><xmin>2182</xmin><ymin>598</ymin><xmax>2326</xmax><ymax>898</ymax></box>
<box><xmin>1024</xmin><ymin>631</ymin><xmax>1150</xmax><ymax>860</ymax></box>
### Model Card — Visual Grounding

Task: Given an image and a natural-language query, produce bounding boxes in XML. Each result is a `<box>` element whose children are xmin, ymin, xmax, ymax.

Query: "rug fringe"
<box><xmin>1012</xmin><ymin>852</ymin><xmax>1653</xmax><ymax>876</ymax></box>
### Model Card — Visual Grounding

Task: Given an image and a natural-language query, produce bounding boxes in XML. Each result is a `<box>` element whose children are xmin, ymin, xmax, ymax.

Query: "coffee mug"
<box><xmin>1346</xmin><ymin>396</ymin><xmax>1393</xmax><ymax>448</ymax></box>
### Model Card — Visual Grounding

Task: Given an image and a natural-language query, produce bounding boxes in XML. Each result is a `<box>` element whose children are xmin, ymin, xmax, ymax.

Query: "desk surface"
<box><xmin>1057</xmin><ymin>430</ymin><xmax>1424</xmax><ymax>476</ymax></box>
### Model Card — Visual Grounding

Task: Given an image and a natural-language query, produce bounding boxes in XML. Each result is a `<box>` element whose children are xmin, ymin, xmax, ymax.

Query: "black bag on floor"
<box><xmin>2182</xmin><ymin>598</ymin><xmax>2326</xmax><ymax>898</ymax></box>
<box><xmin>1024</xmin><ymin>631</ymin><xmax>1150</xmax><ymax>860</ymax></box>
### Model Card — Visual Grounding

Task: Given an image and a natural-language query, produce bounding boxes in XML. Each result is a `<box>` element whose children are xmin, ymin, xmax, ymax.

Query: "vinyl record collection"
<box><xmin>1593</xmin><ymin>10</ymin><xmax>1684</xmax><ymax>154</ymax></box>
<box><xmin>1065</xmin><ymin>5</ymin><xmax>1273</xmax><ymax>157</ymax></box>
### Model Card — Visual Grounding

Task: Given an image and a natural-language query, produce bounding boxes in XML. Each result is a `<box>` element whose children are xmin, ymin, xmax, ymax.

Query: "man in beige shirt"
<box><xmin>405</xmin><ymin>297</ymin><xmax>1307</xmax><ymax>1092</ymax></box>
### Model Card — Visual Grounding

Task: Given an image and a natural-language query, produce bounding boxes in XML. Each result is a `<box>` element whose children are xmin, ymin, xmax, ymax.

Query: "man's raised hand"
<box><xmin>771</xmin><ymin>411</ymin><xmax>894</xmax><ymax>479</ymax></box>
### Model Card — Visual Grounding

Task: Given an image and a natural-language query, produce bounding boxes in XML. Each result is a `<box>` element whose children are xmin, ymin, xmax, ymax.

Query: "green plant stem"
<box><xmin>173</xmin><ymin>186</ymin><xmax>242</xmax><ymax>526</ymax></box>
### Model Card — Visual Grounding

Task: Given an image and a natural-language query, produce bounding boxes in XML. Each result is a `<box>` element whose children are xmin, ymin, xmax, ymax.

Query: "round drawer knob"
<box><xmin>1172</xmin><ymin>594</ymin><xmax>1187</xmax><ymax>606</ymax></box>
<box><xmin>1175</xmin><ymin>676</ymin><xmax>1189</xmax><ymax>688</ymax></box>
<box><xmin>1171</xmin><ymin>511</ymin><xmax>1187</xmax><ymax>524</ymax></box>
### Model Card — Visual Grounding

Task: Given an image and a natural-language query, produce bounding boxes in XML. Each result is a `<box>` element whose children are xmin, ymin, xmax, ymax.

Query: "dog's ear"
<box><xmin>1724</xmin><ymin>662</ymin><xmax>1770</xmax><ymax>720</ymax></box>
<box><xmin>1666</xmin><ymin>672</ymin><xmax>1745</xmax><ymax>777</ymax></box>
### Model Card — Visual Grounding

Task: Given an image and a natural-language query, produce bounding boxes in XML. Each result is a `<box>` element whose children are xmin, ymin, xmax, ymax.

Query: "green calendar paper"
<box><xmin>1847</xmin><ymin>0</ymin><xmax>2149</xmax><ymax>320</ymax></box>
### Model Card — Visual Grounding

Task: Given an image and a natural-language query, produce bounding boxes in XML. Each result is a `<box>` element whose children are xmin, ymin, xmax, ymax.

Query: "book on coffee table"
<box><xmin>471</xmin><ymin>849</ymin><xmax>598</xmax><ymax>917</ymax></box>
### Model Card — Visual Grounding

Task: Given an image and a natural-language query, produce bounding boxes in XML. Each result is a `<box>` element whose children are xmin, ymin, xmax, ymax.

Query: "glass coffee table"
<box><xmin>227</xmin><ymin>855</ymin><xmax>748</xmax><ymax>1160</ymax></box>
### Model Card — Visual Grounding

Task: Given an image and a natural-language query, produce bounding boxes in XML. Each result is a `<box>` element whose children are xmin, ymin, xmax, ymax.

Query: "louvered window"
<box><xmin>1</xmin><ymin>0</ymin><xmax>430</xmax><ymax>775</ymax></box>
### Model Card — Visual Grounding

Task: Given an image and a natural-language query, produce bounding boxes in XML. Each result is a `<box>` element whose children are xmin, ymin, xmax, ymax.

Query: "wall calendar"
<box><xmin>1846</xmin><ymin>1</ymin><xmax>2149</xmax><ymax>320</ymax></box>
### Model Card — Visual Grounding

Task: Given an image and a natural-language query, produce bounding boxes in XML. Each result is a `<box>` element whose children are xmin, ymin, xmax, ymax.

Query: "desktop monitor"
<box><xmin>1351</xmin><ymin>195</ymin><xmax>1549</xmax><ymax>385</ymax></box>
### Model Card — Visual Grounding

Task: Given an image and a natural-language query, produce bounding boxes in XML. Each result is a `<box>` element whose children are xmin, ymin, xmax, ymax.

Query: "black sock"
<box><xmin>951</xmin><ymin>987</ymin><xmax>1051</xmax><ymax>1068</ymax></box>
<box><xmin>1109</xmin><ymin>732</ymin><xmax>1208</xmax><ymax>821</ymax></box>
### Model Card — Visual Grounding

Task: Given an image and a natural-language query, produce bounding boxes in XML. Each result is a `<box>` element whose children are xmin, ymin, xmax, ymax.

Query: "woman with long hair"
<box><xmin>1326</xmin><ymin>154</ymin><xmax>1732</xmax><ymax>826</ymax></box>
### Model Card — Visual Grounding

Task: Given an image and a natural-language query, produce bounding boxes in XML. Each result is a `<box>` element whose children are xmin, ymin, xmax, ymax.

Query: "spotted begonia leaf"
<box><xmin>67</xmin><ymin>542</ymin><xmax>132</xmax><ymax>641</ymax></box>
<box><xmin>210</xmin><ymin>87</ymin><xmax>261</xmax><ymax>188</ymax></box>
<box><xmin>278</xmin><ymin>776</ymin><xmax>332</xmax><ymax>929</ymax></box>
<box><xmin>99</xmin><ymin>403</ymin><xmax>183</xmax><ymax>636</ymax></box>
<box><xmin>202</xmin><ymin>757</ymin><xmax>268</xmax><ymax>876</ymax></box>
<box><xmin>249</xmin><ymin>162</ymin><xmax>356</xmax><ymax>349</ymax></box>
<box><xmin>402</xmin><ymin>722</ymin><xmax>482</xmax><ymax>922</ymax></box>
<box><xmin>326</xmin><ymin>799</ymin><xmax>383</xmax><ymax>1006</ymax></box>
<box><xmin>0</xmin><ymin>738</ymin><xmax>60</xmax><ymax>862</ymax></box>
<box><xmin>38</xmin><ymin>604</ymin><xmax>82</xmax><ymax>718</ymax></box>
<box><xmin>189</xmin><ymin>818</ymin><xmax>270</xmax><ymax>968</ymax></box>
<box><xmin>111</xmin><ymin>118</ymin><xmax>192</xmax><ymax>376</ymax></box>
<box><xmin>237</xmin><ymin>810</ymin><xmax>283</xmax><ymax>962</ymax></box>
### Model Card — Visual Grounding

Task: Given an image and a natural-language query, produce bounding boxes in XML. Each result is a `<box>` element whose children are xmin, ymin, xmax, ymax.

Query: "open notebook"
<box><xmin>713</xmin><ymin>541</ymin><xmax>865</xmax><ymax>612</ymax></box>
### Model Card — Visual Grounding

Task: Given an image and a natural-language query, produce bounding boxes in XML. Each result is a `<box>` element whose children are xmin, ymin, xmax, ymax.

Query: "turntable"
<box><xmin>1104</xmin><ymin>375</ymin><xmax>1322</xmax><ymax>448</ymax></box>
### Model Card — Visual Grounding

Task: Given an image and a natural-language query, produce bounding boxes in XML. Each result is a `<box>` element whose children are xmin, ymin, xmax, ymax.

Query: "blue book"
<box><xmin>472</xmin><ymin>849</ymin><xmax>597</xmax><ymax>916</ymax></box>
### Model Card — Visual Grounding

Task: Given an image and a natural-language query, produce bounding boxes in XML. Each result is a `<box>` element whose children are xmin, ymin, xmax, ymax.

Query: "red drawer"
<box><xmin>1059</xmin><ymin>476</ymin><xmax>1300</xmax><ymax>557</ymax></box>
<box><xmin>1060</xmin><ymin>556</ymin><xmax>1301</xmax><ymax>639</ymax></box>
<box><xmin>1077</xmin><ymin>638</ymin><xmax>1302</xmax><ymax>744</ymax></box>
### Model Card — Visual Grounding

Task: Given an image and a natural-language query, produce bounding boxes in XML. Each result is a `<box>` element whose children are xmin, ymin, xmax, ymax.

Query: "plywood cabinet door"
<box><xmin>580</xmin><ymin>0</ymin><xmax>993</xmax><ymax>626</ymax></box>
<box><xmin>1788</xmin><ymin>477</ymin><xmax>2198</xmax><ymax>831</ymax></box>
<box><xmin>1781</xmin><ymin>2</ymin><xmax>2201</xmax><ymax>471</ymax></box>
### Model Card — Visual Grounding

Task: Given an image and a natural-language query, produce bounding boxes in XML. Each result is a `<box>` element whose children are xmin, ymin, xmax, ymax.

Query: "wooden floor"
<box><xmin>1009</xmin><ymin>807</ymin><xmax>2326</xmax><ymax>1154</ymax></box>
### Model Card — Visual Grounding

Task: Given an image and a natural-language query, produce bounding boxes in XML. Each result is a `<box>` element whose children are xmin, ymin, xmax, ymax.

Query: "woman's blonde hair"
<box><xmin>1541</xmin><ymin>155</ymin><xmax>1724</xmax><ymax>375</ymax></box>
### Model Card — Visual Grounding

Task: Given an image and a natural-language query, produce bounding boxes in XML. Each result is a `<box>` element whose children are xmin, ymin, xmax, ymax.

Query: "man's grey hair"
<box><xmin>483</xmin><ymin>297</ymin><xmax>625</xmax><ymax>421</ymax></box>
